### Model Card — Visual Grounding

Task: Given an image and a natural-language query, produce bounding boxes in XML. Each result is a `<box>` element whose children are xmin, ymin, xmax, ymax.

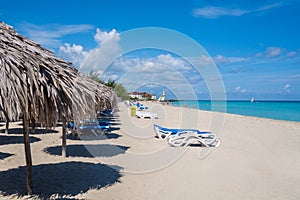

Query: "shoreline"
<box><xmin>0</xmin><ymin>101</ymin><xmax>299</xmax><ymax>199</ymax></box>
<box><xmin>182</xmin><ymin>105</ymin><xmax>300</xmax><ymax>125</ymax></box>
<box><xmin>150</xmin><ymin>100</ymin><xmax>300</xmax><ymax>123</ymax></box>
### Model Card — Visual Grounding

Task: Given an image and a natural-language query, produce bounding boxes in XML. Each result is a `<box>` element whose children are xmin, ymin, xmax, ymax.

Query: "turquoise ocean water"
<box><xmin>172</xmin><ymin>100</ymin><xmax>300</xmax><ymax>122</ymax></box>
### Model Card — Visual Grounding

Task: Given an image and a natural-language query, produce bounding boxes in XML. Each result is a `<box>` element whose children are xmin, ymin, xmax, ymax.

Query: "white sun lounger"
<box><xmin>153</xmin><ymin>124</ymin><xmax>220</xmax><ymax>147</ymax></box>
<box><xmin>153</xmin><ymin>124</ymin><xmax>212</xmax><ymax>139</ymax></box>
<box><xmin>168</xmin><ymin>131</ymin><xmax>220</xmax><ymax>147</ymax></box>
<box><xmin>136</xmin><ymin>111</ymin><xmax>157</xmax><ymax>119</ymax></box>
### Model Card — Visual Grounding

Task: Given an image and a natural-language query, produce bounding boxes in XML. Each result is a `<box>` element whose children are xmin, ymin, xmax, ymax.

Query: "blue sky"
<box><xmin>1</xmin><ymin>0</ymin><xmax>300</xmax><ymax>100</ymax></box>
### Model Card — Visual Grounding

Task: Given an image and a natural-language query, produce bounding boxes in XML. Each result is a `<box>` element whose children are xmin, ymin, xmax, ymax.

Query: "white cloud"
<box><xmin>266</xmin><ymin>47</ymin><xmax>282</xmax><ymax>58</ymax></box>
<box><xmin>133</xmin><ymin>61</ymin><xmax>160</xmax><ymax>73</ymax></box>
<box><xmin>79</xmin><ymin>28</ymin><xmax>122</xmax><ymax>74</ymax></box>
<box><xmin>192</xmin><ymin>2</ymin><xmax>282</xmax><ymax>19</ymax></box>
<box><xmin>112</xmin><ymin>53</ymin><xmax>193</xmax><ymax>75</ymax></box>
<box><xmin>192</xmin><ymin>6</ymin><xmax>249</xmax><ymax>18</ymax></box>
<box><xmin>240</xmin><ymin>89</ymin><xmax>247</xmax><ymax>93</ymax></box>
<box><xmin>255</xmin><ymin>52</ymin><xmax>264</xmax><ymax>57</ymax></box>
<box><xmin>94</xmin><ymin>28</ymin><xmax>120</xmax><ymax>44</ymax></box>
<box><xmin>19</xmin><ymin>23</ymin><xmax>94</xmax><ymax>48</ymax></box>
<box><xmin>213</xmin><ymin>54</ymin><xmax>248</xmax><ymax>65</ymax></box>
<box><xmin>229</xmin><ymin>57</ymin><xmax>249</xmax><ymax>63</ymax></box>
<box><xmin>57</xmin><ymin>28</ymin><xmax>122</xmax><ymax>75</ymax></box>
<box><xmin>287</xmin><ymin>51</ymin><xmax>297</xmax><ymax>58</ymax></box>
<box><xmin>187</xmin><ymin>55</ymin><xmax>215</xmax><ymax>67</ymax></box>
<box><xmin>107</xmin><ymin>53</ymin><xmax>203</xmax><ymax>99</ymax></box>
<box><xmin>56</xmin><ymin>28</ymin><xmax>215</xmax><ymax>99</ymax></box>
<box><xmin>59</xmin><ymin>38</ymin><xmax>200</xmax><ymax>95</ymax></box>
<box><xmin>235</xmin><ymin>86</ymin><xmax>241</xmax><ymax>91</ymax></box>
<box><xmin>214</xmin><ymin>54</ymin><xmax>229</xmax><ymax>64</ymax></box>
<box><xmin>235</xmin><ymin>86</ymin><xmax>246</xmax><ymax>93</ymax></box>
<box><xmin>255</xmin><ymin>46</ymin><xmax>284</xmax><ymax>59</ymax></box>
<box><xmin>156</xmin><ymin>54</ymin><xmax>192</xmax><ymax>70</ymax></box>
<box><xmin>284</xmin><ymin>84</ymin><xmax>290</xmax><ymax>93</ymax></box>
<box><xmin>58</xmin><ymin>43</ymin><xmax>88</xmax><ymax>67</ymax></box>
<box><xmin>256</xmin><ymin>2</ymin><xmax>283</xmax><ymax>12</ymax></box>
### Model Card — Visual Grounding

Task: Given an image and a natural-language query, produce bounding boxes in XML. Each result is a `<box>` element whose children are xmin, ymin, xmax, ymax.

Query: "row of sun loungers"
<box><xmin>134</xmin><ymin>102</ymin><xmax>157</xmax><ymax>119</ymax></box>
<box><xmin>127</xmin><ymin>102</ymin><xmax>220</xmax><ymax>147</ymax></box>
<box><xmin>66</xmin><ymin>110</ymin><xmax>116</xmax><ymax>139</ymax></box>
<box><xmin>68</xmin><ymin>104</ymin><xmax>220</xmax><ymax>148</ymax></box>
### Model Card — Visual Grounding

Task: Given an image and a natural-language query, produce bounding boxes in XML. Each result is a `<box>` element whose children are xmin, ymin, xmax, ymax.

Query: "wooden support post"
<box><xmin>30</xmin><ymin>118</ymin><xmax>35</xmax><ymax>133</ymax></box>
<box><xmin>5</xmin><ymin>120</ymin><xmax>9</xmax><ymax>134</ymax></box>
<box><xmin>62</xmin><ymin>117</ymin><xmax>67</xmax><ymax>157</ymax></box>
<box><xmin>23</xmin><ymin>117</ymin><xmax>33</xmax><ymax>195</ymax></box>
<box><xmin>4</xmin><ymin>113</ymin><xmax>9</xmax><ymax>134</ymax></box>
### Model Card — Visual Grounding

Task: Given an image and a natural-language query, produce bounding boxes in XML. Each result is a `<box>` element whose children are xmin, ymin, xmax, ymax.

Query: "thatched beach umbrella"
<box><xmin>0</xmin><ymin>21</ymin><xmax>116</xmax><ymax>195</ymax></box>
<box><xmin>75</xmin><ymin>73</ymin><xmax>118</xmax><ymax>112</ymax></box>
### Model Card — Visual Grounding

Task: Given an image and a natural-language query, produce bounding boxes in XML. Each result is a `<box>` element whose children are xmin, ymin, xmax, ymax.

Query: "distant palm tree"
<box><xmin>105</xmin><ymin>79</ymin><xmax>116</xmax><ymax>88</ymax></box>
<box><xmin>87</xmin><ymin>70</ymin><xmax>129</xmax><ymax>100</ymax></box>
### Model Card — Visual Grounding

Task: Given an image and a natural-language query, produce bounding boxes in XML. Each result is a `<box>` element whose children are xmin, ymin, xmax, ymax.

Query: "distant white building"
<box><xmin>128</xmin><ymin>92</ymin><xmax>156</xmax><ymax>100</ymax></box>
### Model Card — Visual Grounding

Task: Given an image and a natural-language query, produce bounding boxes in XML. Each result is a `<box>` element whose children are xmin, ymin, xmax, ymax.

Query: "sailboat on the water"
<box><xmin>157</xmin><ymin>91</ymin><xmax>166</xmax><ymax>102</ymax></box>
<box><xmin>251</xmin><ymin>97</ymin><xmax>255</xmax><ymax>103</ymax></box>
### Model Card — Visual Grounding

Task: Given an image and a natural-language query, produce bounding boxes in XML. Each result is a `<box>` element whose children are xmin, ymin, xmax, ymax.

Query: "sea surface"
<box><xmin>172</xmin><ymin>100</ymin><xmax>300</xmax><ymax>122</ymax></box>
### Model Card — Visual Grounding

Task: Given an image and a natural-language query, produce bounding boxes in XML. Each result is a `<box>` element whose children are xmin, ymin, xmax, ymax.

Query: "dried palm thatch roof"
<box><xmin>74</xmin><ymin>73</ymin><xmax>118</xmax><ymax>113</ymax></box>
<box><xmin>0</xmin><ymin>21</ymin><xmax>117</xmax><ymax>195</ymax></box>
<box><xmin>0</xmin><ymin>22</ymin><xmax>116</xmax><ymax>124</ymax></box>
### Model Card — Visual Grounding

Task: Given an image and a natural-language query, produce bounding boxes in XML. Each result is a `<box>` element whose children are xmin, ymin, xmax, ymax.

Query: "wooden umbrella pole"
<box><xmin>4</xmin><ymin>112</ymin><xmax>9</xmax><ymax>134</ymax></box>
<box><xmin>5</xmin><ymin>120</ymin><xmax>9</xmax><ymax>134</ymax></box>
<box><xmin>62</xmin><ymin>117</ymin><xmax>67</xmax><ymax>157</ymax></box>
<box><xmin>23</xmin><ymin>116</ymin><xmax>33</xmax><ymax>195</ymax></box>
<box><xmin>31</xmin><ymin>117</ymin><xmax>35</xmax><ymax>133</ymax></box>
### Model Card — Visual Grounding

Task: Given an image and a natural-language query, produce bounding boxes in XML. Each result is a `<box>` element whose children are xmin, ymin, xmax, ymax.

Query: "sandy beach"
<box><xmin>0</xmin><ymin>101</ymin><xmax>300</xmax><ymax>199</ymax></box>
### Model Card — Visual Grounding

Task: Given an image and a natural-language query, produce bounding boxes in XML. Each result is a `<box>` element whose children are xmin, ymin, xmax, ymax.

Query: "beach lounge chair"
<box><xmin>80</xmin><ymin>119</ymin><xmax>110</xmax><ymax>131</ymax></box>
<box><xmin>78</xmin><ymin>123</ymin><xmax>110</xmax><ymax>137</ymax></box>
<box><xmin>67</xmin><ymin>121</ymin><xmax>75</xmax><ymax>129</ymax></box>
<box><xmin>99</xmin><ymin>109</ymin><xmax>114</xmax><ymax>117</ymax></box>
<box><xmin>153</xmin><ymin>124</ymin><xmax>211</xmax><ymax>139</ymax></box>
<box><xmin>66</xmin><ymin>119</ymin><xmax>111</xmax><ymax>139</ymax></box>
<box><xmin>137</xmin><ymin>104</ymin><xmax>148</xmax><ymax>111</ymax></box>
<box><xmin>136</xmin><ymin>110</ymin><xmax>158</xmax><ymax>119</ymax></box>
<box><xmin>78</xmin><ymin>125</ymin><xmax>107</xmax><ymax>138</ymax></box>
<box><xmin>79</xmin><ymin>124</ymin><xmax>110</xmax><ymax>130</ymax></box>
<box><xmin>153</xmin><ymin>124</ymin><xmax>220</xmax><ymax>147</ymax></box>
<box><xmin>168</xmin><ymin>131</ymin><xmax>220</xmax><ymax>147</ymax></box>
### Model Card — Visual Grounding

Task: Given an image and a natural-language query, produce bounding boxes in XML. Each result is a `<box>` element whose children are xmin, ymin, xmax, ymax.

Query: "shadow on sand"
<box><xmin>0</xmin><ymin>152</ymin><xmax>14</xmax><ymax>160</ymax></box>
<box><xmin>67</xmin><ymin>131</ymin><xmax>121</xmax><ymax>141</ymax></box>
<box><xmin>0</xmin><ymin>161</ymin><xmax>122</xmax><ymax>199</ymax></box>
<box><xmin>0</xmin><ymin>135</ymin><xmax>41</xmax><ymax>145</ymax></box>
<box><xmin>0</xmin><ymin>128</ymin><xmax>59</xmax><ymax>135</ymax></box>
<box><xmin>17</xmin><ymin>122</ymin><xmax>63</xmax><ymax>128</ymax></box>
<box><xmin>109</xmin><ymin>127</ymin><xmax>121</xmax><ymax>132</ymax></box>
<box><xmin>44</xmin><ymin>144</ymin><xmax>129</xmax><ymax>158</ymax></box>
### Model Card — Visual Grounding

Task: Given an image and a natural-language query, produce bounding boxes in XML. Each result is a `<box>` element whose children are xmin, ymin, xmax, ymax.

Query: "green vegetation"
<box><xmin>88</xmin><ymin>70</ymin><xmax>104</xmax><ymax>84</ymax></box>
<box><xmin>105</xmin><ymin>79</ymin><xmax>116</xmax><ymax>88</ymax></box>
<box><xmin>114</xmin><ymin>83</ymin><xmax>130</xmax><ymax>100</ymax></box>
<box><xmin>88</xmin><ymin>70</ymin><xmax>130</xmax><ymax>100</ymax></box>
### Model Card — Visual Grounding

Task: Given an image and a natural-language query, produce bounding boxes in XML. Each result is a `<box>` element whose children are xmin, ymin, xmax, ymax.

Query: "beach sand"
<box><xmin>0</xmin><ymin>101</ymin><xmax>299</xmax><ymax>199</ymax></box>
